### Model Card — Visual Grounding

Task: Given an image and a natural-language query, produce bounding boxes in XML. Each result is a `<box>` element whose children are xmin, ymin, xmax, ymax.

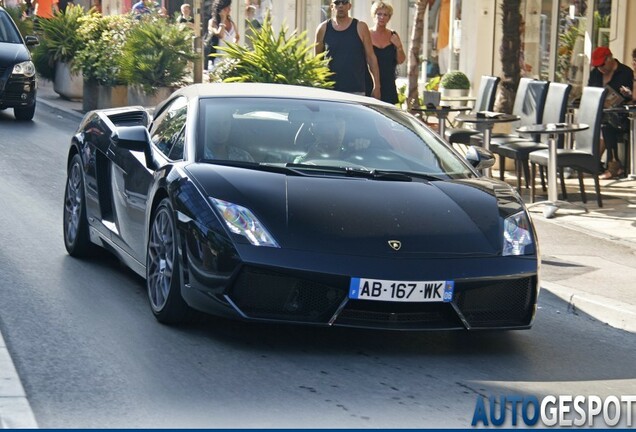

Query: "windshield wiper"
<box><xmin>201</xmin><ymin>160</ymin><xmax>306</xmax><ymax>176</ymax></box>
<box><xmin>345</xmin><ymin>168</ymin><xmax>413</xmax><ymax>181</ymax></box>
<box><xmin>378</xmin><ymin>170</ymin><xmax>445</xmax><ymax>182</ymax></box>
<box><xmin>285</xmin><ymin>163</ymin><xmax>414</xmax><ymax>181</ymax></box>
<box><xmin>211</xmin><ymin>161</ymin><xmax>444</xmax><ymax>182</ymax></box>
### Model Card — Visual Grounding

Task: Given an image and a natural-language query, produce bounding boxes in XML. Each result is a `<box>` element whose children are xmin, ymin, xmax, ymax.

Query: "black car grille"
<box><xmin>454</xmin><ymin>277</ymin><xmax>536</xmax><ymax>328</ymax></box>
<box><xmin>228</xmin><ymin>267</ymin><xmax>536</xmax><ymax>330</ymax></box>
<box><xmin>0</xmin><ymin>66</ymin><xmax>7</xmax><ymax>77</ymax></box>
<box><xmin>336</xmin><ymin>300</ymin><xmax>463</xmax><ymax>330</ymax></box>
<box><xmin>107</xmin><ymin>111</ymin><xmax>148</xmax><ymax>126</ymax></box>
<box><xmin>229</xmin><ymin>267</ymin><xmax>348</xmax><ymax>322</ymax></box>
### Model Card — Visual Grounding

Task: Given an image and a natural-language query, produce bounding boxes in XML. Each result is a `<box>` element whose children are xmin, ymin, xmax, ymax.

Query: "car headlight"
<box><xmin>503</xmin><ymin>211</ymin><xmax>533</xmax><ymax>256</ymax></box>
<box><xmin>210</xmin><ymin>198</ymin><xmax>279</xmax><ymax>248</ymax></box>
<box><xmin>12</xmin><ymin>61</ymin><xmax>36</xmax><ymax>77</ymax></box>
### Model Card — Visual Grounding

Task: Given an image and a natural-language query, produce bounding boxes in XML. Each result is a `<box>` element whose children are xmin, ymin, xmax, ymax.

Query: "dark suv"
<box><xmin>0</xmin><ymin>7</ymin><xmax>38</xmax><ymax>121</ymax></box>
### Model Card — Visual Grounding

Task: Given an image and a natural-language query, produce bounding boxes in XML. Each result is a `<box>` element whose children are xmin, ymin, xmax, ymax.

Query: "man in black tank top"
<box><xmin>315</xmin><ymin>0</ymin><xmax>381</xmax><ymax>98</ymax></box>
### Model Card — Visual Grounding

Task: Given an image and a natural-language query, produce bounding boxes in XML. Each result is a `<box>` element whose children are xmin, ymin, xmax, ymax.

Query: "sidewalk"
<box><xmin>513</xmin><ymin>173</ymin><xmax>636</xmax><ymax>333</ymax></box>
<box><xmin>36</xmin><ymin>78</ymin><xmax>636</xmax><ymax>331</ymax></box>
<box><xmin>37</xmin><ymin>78</ymin><xmax>85</xmax><ymax>121</ymax></box>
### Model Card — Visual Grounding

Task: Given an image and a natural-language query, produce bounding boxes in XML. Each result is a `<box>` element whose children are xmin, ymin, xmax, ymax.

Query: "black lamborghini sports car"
<box><xmin>63</xmin><ymin>83</ymin><xmax>540</xmax><ymax>330</ymax></box>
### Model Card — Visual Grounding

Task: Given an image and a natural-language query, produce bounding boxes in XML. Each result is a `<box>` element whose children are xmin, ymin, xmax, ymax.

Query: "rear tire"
<box><xmin>14</xmin><ymin>104</ymin><xmax>36</xmax><ymax>121</ymax></box>
<box><xmin>147</xmin><ymin>198</ymin><xmax>192</xmax><ymax>324</ymax></box>
<box><xmin>63</xmin><ymin>154</ymin><xmax>95</xmax><ymax>257</ymax></box>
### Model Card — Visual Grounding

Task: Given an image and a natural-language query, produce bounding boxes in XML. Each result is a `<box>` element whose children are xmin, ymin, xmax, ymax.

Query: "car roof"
<box><xmin>172</xmin><ymin>83</ymin><xmax>394</xmax><ymax>107</ymax></box>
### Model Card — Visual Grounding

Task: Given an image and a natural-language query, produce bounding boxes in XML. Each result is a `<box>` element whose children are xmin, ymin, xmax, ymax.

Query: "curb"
<box><xmin>535</xmin><ymin>213</ymin><xmax>636</xmax><ymax>252</ymax></box>
<box><xmin>543</xmin><ymin>281</ymin><xmax>636</xmax><ymax>333</ymax></box>
<box><xmin>36</xmin><ymin>97</ymin><xmax>84</xmax><ymax>122</ymax></box>
<box><xmin>0</xmin><ymin>333</ymin><xmax>38</xmax><ymax>429</ymax></box>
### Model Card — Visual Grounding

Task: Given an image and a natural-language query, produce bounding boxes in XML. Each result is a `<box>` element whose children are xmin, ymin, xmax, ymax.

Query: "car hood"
<box><xmin>0</xmin><ymin>42</ymin><xmax>30</xmax><ymax>67</ymax></box>
<box><xmin>187</xmin><ymin>165</ymin><xmax>524</xmax><ymax>257</ymax></box>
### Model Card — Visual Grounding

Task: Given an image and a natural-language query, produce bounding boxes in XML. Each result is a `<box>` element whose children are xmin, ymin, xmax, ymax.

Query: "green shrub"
<box><xmin>32</xmin><ymin>44</ymin><xmax>55</xmax><ymax>80</ymax></box>
<box><xmin>30</xmin><ymin>4</ymin><xmax>86</xmax><ymax>80</ymax></box>
<box><xmin>4</xmin><ymin>6</ymin><xmax>33</xmax><ymax>39</ymax></box>
<box><xmin>119</xmin><ymin>17</ymin><xmax>196</xmax><ymax>93</ymax></box>
<box><xmin>75</xmin><ymin>12</ymin><xmax>133</xmax><ymax>86</ymax></box>
<box><xmin>35</xmin><ymin>4</ymin><xmax>85</xmax><ymax>64</ymax></box>
<box><xmin>439</xmin><ymin>70</ymin><xmax>470</xmax><ymax>90</ymax></box>
<box><xmin>208</xmin><ymin>14</ymin><xmax>333</xmax><ymax>88</ymax></box>
<box><xmin>425</xmin><ymin>75</ymin><xmax>441</xmax><ymax>91</ymax></box>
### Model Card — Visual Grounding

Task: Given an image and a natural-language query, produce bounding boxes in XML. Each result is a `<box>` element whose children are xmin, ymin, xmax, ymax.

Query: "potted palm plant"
<box><xmin>422</xmin><ymin>75</ymin><xmax>442</xmax><ymax>107</ymax></box>
<box><xmin>119</xmin><ymin>17</ymin><xmax>196</xmax><ymax>106</ymax></box>
<box><xmin>208</xmin><ymin>14</ymin><xmax>333</xmax><ymax>88</ymax></box>
<box><xmin>31</xmin><ymin>4</ymin><xmax>86</xmax><ymax>100</ymax></box>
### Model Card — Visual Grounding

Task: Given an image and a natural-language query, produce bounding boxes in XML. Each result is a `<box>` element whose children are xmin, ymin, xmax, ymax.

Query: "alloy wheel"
<box><xmin>147</xmin><ymin>207</ymin><xmax>175</xmax><ymax>312</ymax></box>
<box><xmin>64</xmin><ymin>161</ymin><xmax>83</xmax><ymax>246</ymax></box>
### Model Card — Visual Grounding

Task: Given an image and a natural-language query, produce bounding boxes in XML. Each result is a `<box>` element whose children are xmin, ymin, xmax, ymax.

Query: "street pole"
<box><xmin>193</xmin><ymin>0</ymin><xmax>203</xmax><ymax>83</ymax></box>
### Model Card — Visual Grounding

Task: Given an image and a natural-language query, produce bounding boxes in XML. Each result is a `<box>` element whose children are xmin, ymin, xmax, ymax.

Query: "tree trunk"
<box><xmin>407</xmin><ymin>0</ymin><xmax>428</xmax><ymax>110</ymax></box>
<box><xmin>494</xmin><ymin>0</ymin><xmax>521</xmax><ymax>113</ymax></box>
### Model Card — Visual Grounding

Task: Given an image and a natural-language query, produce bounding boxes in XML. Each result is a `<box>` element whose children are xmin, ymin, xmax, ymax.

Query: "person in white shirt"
<box><xmin>205</xmin><ymin>0</ymin><xmax>239</xmax><ymax>69</ymax></box>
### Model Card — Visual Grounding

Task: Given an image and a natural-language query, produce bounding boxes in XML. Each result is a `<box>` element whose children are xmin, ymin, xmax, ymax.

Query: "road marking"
<box><xmin>0</xmin><ymin>331</ymin><xmax>38</xmax><ymax>428</ymax></box>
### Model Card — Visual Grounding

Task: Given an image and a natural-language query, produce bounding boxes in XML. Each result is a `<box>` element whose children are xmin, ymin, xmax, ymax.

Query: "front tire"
<box><xmin>63</xmin><ymin>153</ymin><xmax>94</xmax><ymax>257</ymax></box>
<box><xmin>147</xmin><ymin>198</ymin><xmax>191</xmax><ymax>324</ymax></box>
<box><xmin>14</xmin><ymin>104</ymin><xmax>36</xmax><ymax>121</ymax></box>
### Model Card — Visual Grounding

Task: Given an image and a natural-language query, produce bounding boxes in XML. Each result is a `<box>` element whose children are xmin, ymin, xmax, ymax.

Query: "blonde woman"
<box><xmin>365</xmin><ymin>1</ymin><xmax>406</xmax><ymax>104</ymax></box>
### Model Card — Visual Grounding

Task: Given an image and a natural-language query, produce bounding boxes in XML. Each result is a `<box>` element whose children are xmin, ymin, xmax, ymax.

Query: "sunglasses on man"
<box><xmin>332</xmin><ymin>0</ymin><xmax>350</xmax><ymax>5</ymax></box>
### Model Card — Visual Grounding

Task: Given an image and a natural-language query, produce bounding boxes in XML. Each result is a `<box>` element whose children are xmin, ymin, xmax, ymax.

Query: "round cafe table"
<box><xmin>411</xmin><ymin>105</ymin><xmax>471</xmax><ymax>139</ymax></box>
<box><xmin>517</xmin><ymin>122</ymin><xmax>589</xmax><ymax>218</ymax></box>
<box><xmin>454</xmin><ymin>112</ymin><xmax>520</xmax><ymax>176</ymax></box>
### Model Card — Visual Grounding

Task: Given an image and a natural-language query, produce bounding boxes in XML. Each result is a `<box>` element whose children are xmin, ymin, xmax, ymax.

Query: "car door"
<box><xmin>109</xmin><ymin>96</ymin><xmax>188</xmax><ymax>263</ymax></box>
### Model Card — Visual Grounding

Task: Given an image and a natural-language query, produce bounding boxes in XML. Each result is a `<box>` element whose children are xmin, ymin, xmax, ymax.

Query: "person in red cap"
<box><xmin>588</xmin><ymin>46</ymin><xmax>633</xmax><ymax>178</ymax></box>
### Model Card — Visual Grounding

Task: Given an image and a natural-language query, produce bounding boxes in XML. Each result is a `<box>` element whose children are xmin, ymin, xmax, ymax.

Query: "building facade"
<box><xmin>99</xmin><ymin>0</ymin><xmax>636</xmax><ymax>95</ymax></box>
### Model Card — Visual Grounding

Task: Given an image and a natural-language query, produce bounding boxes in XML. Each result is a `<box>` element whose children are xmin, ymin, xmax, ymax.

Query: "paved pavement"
<box><xmin>2</xmin><ymin>77</ymin><xmax>634</xmax><ymax>428</ymax></box>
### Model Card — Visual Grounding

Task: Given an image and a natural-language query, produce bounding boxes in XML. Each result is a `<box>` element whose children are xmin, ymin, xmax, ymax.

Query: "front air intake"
<box><xmin>454</xmin><ymin>277</ymin><xmax>537</xmax><ymax>328</ymax></box>
<box><xmin>229</xmin><ymin>267</ymin><xmax>348</xmax><ymax>322</ymax></box>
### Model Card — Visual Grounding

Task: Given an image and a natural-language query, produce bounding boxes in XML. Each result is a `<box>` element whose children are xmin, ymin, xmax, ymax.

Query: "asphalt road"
<box><xmin>0</xmin><ymin>106</ymin><xmax>635</xmax><ymax>428</ymax></box>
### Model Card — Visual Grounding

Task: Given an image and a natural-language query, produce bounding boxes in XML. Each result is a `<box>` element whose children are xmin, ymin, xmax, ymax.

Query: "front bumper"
<box><xmin>225</xmin><ymin>266</ymin><xmax>538</xmax><ymax>330</ymax></box>
<box><xmin>0</xmin><ymin>73</ymin><xmax>36</xmax><ymax>109</ymax></box>
<box><xmin>181</xmin><ymin>238</ymin><xmax>539</xmax><ymax>331</ymax></box>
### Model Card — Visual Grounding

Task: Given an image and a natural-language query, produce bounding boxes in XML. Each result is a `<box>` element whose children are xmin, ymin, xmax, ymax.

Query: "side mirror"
<box><xmin>24</xmin><ymin>35</ymin><xmax>39</xmax><ymax>46</ymax></box>
<box><xmin>112</xmin><ymin>125</ymin><xmax>150</xmax><ymax>152</ymax></box>
<box><xmin>112</xmin><ymin>125</ymin><xmax>159</xmax><ymax>169</ymax></box>
<box><xmin>465</xmin><ymin>145</ymin><xmax>496</xmax><ymax>171</ymax></box>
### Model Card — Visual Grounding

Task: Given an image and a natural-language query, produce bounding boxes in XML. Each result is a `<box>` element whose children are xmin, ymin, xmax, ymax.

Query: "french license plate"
<box><xmin>349</xmin><ymin>278</ymin><xmax>454</xmax><ymax>303</ymax></box>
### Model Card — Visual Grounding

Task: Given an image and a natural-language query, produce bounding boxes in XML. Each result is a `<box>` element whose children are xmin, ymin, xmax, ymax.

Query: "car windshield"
<box><xmin>0</xmin><ymin>11</ymin><xmax>23</xmax><ymax>44</ymax></box>
<box><xmin>197</xmin><ymin>97</ymin><xmax>476</xmax><ymax>179</ymax></box>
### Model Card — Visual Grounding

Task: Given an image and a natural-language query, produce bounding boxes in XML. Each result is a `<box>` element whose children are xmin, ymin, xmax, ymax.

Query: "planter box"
<box><xmin>98</xmin><ymin>85</ymin><xmax>128</xmax><ymax>109</ymax></box>
<box><xmin>422</xmin><ymin>90</ymin><xmax>441</xmax><ymax>107</ymax></box>
<box><xmin>54</xmin><ymin>62</ymin><xmax>83</xmax><ymax>101</ymax></box>
<box><xmin>440</xmin><ymin>88</ymin><xmax>469</xmax><ymax>97</ymax></box>
<box><xmin>440</xmin><ymin>88</ymin><xmax>469</xmax><ymax>106</ymax></box>
<box><xmin>127</xmin><ymin>85</ymin><xmax>173</xmax><ymax>107</ymax></box>
<box><xmin>83</xmin><ymin>81</ymin><xmax>128</xmax><ymax>112</ymax></box>
<box><xmin>83</xmin><ymin>79</ymin><xmax>98</xmax><ymax>112</ymax></box>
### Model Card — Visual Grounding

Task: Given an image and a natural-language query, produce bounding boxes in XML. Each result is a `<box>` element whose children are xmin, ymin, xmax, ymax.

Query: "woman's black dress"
<box><xmin>365</xmin><ymin>41</ymin><xmax>398</xmax><ymax>104</ymax></box>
